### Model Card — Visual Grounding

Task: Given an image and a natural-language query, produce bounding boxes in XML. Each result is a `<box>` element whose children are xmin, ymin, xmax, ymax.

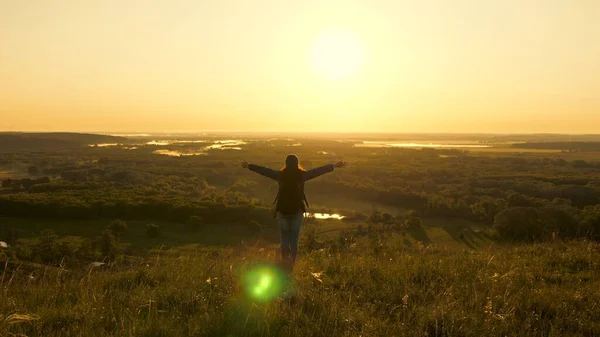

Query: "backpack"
<box><xmin>273</xmin><ymin>169</ymin><xmax>309</xmax><ymax>217</ymax></box>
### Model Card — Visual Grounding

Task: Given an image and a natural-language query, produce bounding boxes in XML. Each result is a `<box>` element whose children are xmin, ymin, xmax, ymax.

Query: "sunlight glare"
<box><xmin>310</xmin><ymin>30</ymin><xmax>364</xmax><ymax>80</ymax></box>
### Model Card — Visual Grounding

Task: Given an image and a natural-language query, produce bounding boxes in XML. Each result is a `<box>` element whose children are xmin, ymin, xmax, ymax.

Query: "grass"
<box><xmin>1</xmin><ymin>233</ymin><xmax>599</xmax><ymax>336</ymax></box>
<box><xmin>1</xmin><ymin>215</ymin><xmax>489</xmax><ymax>263</ymax></box>
<box><xmin>0</xmin><ymin>217</ymin><xmax>266</xmax><ymax>254</ymax></box>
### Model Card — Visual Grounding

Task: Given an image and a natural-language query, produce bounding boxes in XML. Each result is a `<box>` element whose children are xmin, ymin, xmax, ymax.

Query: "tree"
<box><xmin>108</xmin><ymin>219</ymin><xmax>128</xmax><ymax>237</ymax></box>
<box><xmin>507</xmin><ymin>193</ymin><xmax>544</xmax><ymax>208</ymax></box>
<box><xmin>538</xmin><ymin>206</ymin><xmax>580</xmax><ymax>239</ymax></box>
<box><xmin>582</xmin><ymin>205</ymin><xmax>600</xmax><ymax>240</ymax></box>
<box><xmin>471</xmin><ymin>197</ymin><xmax>508</xmax><ymax>223</ymax></box>
<box><xmin>494</xmin><ymin>207</ymin><xmax>546</xmax><ymax>242</ymax></box>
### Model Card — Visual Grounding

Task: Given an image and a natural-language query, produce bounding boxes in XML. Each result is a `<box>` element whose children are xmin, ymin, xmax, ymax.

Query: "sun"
<box><xmin>309</xmin><ymin>30</ymin><xmax>364</xmax><ymax>80</ymax></box>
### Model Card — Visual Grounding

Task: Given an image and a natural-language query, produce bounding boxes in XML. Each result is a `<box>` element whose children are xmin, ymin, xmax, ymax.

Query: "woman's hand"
<box><xmin>334</xmin><ymin>161</ymin><xmax>348</xmax><ymax>168</ymax></box>
<box><xmin>241</xmin><ymin>160</ymin><xmax>250</xmax><ymax>169</ymax></box>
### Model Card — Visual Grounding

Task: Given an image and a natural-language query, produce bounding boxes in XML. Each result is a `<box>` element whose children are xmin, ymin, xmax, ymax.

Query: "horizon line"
<box><xmin>2</xmin><ymin>130</ymin><xmax>600</xmax><ymax>136</ymax></box>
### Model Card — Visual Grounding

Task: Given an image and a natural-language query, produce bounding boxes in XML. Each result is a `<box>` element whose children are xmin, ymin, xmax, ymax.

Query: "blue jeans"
<box><xmin>277</xmin><ymin>212</ymin><xmax>303</xmax><ymax>264</ymax></box>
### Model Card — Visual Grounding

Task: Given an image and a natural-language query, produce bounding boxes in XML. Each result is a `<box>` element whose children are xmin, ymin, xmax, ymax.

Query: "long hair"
<box><xmin>281</xmin><ymin>154</ymin><xmax>305</xmax><ymax>175</ymax></box>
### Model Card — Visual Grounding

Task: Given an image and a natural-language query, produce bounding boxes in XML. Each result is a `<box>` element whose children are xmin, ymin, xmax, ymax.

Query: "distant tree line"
<box><xmin>513</xmin><ymin>142</ymin><xmax>600</xmax><ymax>152</ymax></box>
<box><xmin>1</xmin><ymin>143</ymin><xmax>600</xmax><ymax>243</ymax></box>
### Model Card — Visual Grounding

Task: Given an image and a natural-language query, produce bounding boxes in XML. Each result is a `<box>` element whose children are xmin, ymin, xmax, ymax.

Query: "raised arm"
<box><xmin>244</xmin><ymin>161</ymin><xmax>281</xmax><ymax>181</ymax></box>
<box><xmin>303</xmin><ymin>164</ymin><xmax>334</xmax><ymax>181</ymax></box>
<box><xmin>303</xmin><ymin>161</ymin><xmax>347</xmax><ymax>181</ymax></box>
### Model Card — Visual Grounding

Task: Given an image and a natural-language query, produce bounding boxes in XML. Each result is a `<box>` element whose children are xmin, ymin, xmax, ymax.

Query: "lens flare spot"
<box><xmin>242</xmin><ymin>264</ymin><xmax>287</xmax><ymax>302</ymax></box>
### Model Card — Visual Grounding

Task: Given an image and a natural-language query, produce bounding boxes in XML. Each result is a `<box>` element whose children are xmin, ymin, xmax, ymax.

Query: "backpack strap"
<box><xmin>272</xmin><ymin>191</ymin><xmax>280</xmax><ymax>218</ymax></box>
<box><xmin>303</xmin><ymin>191</ymin><xmax>309</xmax><ymax>209</ymax></box>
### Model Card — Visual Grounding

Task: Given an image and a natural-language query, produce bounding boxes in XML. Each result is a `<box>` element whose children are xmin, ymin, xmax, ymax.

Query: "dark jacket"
<box><xmin>248</xmin><ymin>163</ymin><xmax>335</xmax><ymax>213</ymax></box>
<box><xmin>248</xmin><ymin>164</ymin><xmax>334</xmax><ymax>182</ymax></box>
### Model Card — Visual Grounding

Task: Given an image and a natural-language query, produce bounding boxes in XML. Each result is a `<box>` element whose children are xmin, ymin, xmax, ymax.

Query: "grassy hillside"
<box><xmin>2</xmin><ymin>134</ymin><xmax>600</xmax><ymax>336</ymax></box>
<box><xmin>1</xmin><ymin>238</ymin><xmax>598</xmax><ymax>336</ymax></box>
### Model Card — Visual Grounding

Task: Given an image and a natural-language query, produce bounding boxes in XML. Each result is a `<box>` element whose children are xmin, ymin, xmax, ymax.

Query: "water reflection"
<box><xmin>355</xmin><ymin>142</ymin><xmax>490</xmax><ymax>149</ymax></box>
<box><xmin>148</xmin><ymin>139</ymin><xmax>247</xmax><ymax>156</ymax></box>
<box><xmin>146</xmin><ymin>140</ymin><xmax>171</xmax><ymax>146</ymax></box>
<box><xmin>304</xmin><ymin>213</ymin><xmax>345</xmax><ymax>220</ymax></box>
<box><xmin>204</xmin><ymin>140</ymin><xmax>246</xmax><ymax>150</ymax></box>
<box><xmin>89</xmin><ymin>143</ymin><xmax>121</xmax><ymax>147</ymax></box>
<box><xmin>146</xmin><ymin>140</ymin><xmax>207</xmax><ymax>145</ymax></box>
<box><xmin>205</xmin><ymin>146</ymin><xmax>242</xmax><ymax>150</ymax></box>
<box><xmin>148</xmin><ymin>139</ymin><xmax>246</xmax><ymax>148</ymax></box>
<box><xmin>214</xmin><ymin>140</ymin><xmax>246</xmax><ymax>145</ymax></box>
<box><xmin>152</xmin><ymin>150</ymin><xmax>208</xmax><ymax>157</ymax></box>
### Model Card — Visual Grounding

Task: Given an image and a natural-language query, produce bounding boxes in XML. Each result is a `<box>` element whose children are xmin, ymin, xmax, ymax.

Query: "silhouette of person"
<box><xmin>242</xmin><ymin>154</ymin><xmax>347</xmax><ymax>271</ymax></box>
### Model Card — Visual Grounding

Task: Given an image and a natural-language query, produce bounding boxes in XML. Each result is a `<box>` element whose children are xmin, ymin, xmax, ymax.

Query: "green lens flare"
<box><xmin>242</xmin><ymin>264</ymin><xmax>287</xmax><ymax>302</ymax></box>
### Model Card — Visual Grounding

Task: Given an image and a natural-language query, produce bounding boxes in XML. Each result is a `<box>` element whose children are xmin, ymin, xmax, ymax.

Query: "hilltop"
<box><xmin>0</xmin><ymin>132</ymin><xmax>128</xmax><ymax>150</ymax></box>
<box><xmin>1</xmin><ymin>237</ymin><xmax>598</xmax><ymax>336</ymax></box>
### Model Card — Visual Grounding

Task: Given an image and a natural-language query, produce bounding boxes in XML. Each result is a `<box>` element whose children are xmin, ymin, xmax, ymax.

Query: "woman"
<box><xmin>242</xmin><ymin>154</ymin><xmax>347</xmax><ymax>269</ymax></box>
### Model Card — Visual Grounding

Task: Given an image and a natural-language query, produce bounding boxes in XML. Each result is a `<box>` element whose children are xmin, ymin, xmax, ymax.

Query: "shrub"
<box><xmin>146</xmin><ymin>224</ymin><xmax>160</xmax><ymax>238</ymax></box>
<box><xmin>368</xmin><ymin>211</ymin><xmax>382</xmax><ymax>224</ymax></box>
<box><xmin>76</xmin><ymin>239</ymin><xmax>97</xmax><ymax>261</ymax></box>
<box><xmin>35</xmin><ymin>230</ymin><xmax>61</xmax><ymax>264</ymax></box>
<box><xmin>99</xmin><ymin>230</ymin><xmax>118</xmax><ymax>260</ymax></box>
<box><xmin>493</xmin><ymin>206</ymin><xmax>580</xmax><ymax>242</ymax></box>
<box><xmin>57</xmin><ymin>240</ymin><xmax>79</xmax><ymax>266</ymax></box>
<box><xmin>108</xmin><ymin>219</ymin><xmax>128</xmax><ymax>237</ymax></box>
<box><xmin>337</xmin><ymin>230</ymin><xmax>355</xmax><ymax>251</ymax></box>
<box><xmin>405</xmin><ymin>216</ymin><xmax>423</xmax><ymax>229</ymax></box>
<box><xmin>15</xmin><ymin>244</ymin><xmax>33</xmax><ymax>261</ymax></box>
<box><xmin>304</xmin><ymin>226</ymin><xmax>318</xmax><ymax>250</ymax></box>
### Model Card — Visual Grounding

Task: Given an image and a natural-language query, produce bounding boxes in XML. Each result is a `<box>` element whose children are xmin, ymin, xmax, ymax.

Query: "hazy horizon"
<box><xmin>4</xmin><ymin>130</ymin><xmax>600</xmax><ymax>138</ymax></box>
<box><xmin>1</xmin><ymin>0</ymin><xmax>598</xmax><ymax>133</ymax></box>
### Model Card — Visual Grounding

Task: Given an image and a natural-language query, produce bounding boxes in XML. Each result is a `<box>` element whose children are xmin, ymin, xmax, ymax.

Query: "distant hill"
<box><xmin>512</xmin><ymin>141</ymin><xmax>600</xmax><ymax>151</ymax></box>
<box><xmin>0</xmin><ymin>132</ymin><xmax>128</xmax><ymax>150</ymax></box>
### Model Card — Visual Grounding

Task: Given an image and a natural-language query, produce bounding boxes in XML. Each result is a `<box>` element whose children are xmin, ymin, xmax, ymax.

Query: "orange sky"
<box><xmin>1</xmin><ymin>0</ymin><xmax>598</xmax><ymax>133</ymax></box>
